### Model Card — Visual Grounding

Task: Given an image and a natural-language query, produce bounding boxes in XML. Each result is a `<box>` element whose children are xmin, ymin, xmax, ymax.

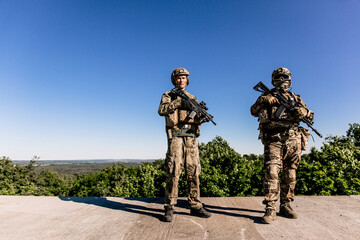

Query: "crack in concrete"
<box><xmin>180</xmin><ymin>217</ymin><xmax>208</xmax><ymax>240</ymax></box>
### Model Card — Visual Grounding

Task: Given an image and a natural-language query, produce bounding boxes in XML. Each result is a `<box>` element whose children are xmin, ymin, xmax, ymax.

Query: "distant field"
<box><xmin>13</xmin><ymin>159</ymin><xmax>157</xmax><ymax>178</ymax></box>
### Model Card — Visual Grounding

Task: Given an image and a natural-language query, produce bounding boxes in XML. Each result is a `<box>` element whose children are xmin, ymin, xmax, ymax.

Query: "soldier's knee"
<box><xmin>265</xmin><ymin>165</ymin><xmax>279</xmax><ymax>180</ymax></box>
<box><xmin>284</xmin><ymin>168</ymin><xmax>296</xmax><ymax>182</ymax></box>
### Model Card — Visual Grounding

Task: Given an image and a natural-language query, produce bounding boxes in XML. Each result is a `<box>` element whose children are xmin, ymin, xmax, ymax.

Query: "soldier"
<box><xmin>251</xmin><ymin>67</ymin><xmax>314</xmax><ymax>224</ymax></box>
<box><xmin>158</xmin><ymin>67</ymin><xmax>211</xmax><ymax>222</ymax></box>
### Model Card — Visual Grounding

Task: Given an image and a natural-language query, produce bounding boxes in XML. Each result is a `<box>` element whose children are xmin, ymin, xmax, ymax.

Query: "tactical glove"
<box><xmin>307</xmin><ymin>110</ymin><xmax>315</xmax><ymax>122</ymax></box>
<box><xmin>262</xmin><ymin>95</ymin><xmax>279</xmax><ymax>106</ymax></box>
<box><xmin>181</xmin><ymin>99</ymin><xmax>192</xmax><ymax>110</ymax></box>
<box><xmin>294</xmin><ymin>107</ymin><xmax>307</xmax><ymax>120</ymax></box>
<box><xmin>173</xmin><ymin>99</ymin><xmax>182</xmax><ymax>109</ymax></box>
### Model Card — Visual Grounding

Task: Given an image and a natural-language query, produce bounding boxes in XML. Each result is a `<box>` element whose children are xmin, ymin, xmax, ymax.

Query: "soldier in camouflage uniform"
<box><xmin>251</xmin><ymin>67</ymin><xmax>314</xmax><ymax>224</ymax></box>
<box><xmin>158</xmin><ymin>67</ymin><xmax>211</xmax><ymax>222</ymax></box>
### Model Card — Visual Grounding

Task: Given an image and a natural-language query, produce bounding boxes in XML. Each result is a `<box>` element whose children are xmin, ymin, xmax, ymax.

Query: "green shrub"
<box><xmin>1</xmin><ymin>123</ymin><xmax>359</xmax><ymax>197</ymax></box>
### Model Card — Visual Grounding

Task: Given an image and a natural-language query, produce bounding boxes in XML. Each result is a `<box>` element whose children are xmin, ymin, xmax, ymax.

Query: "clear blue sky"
<box><xmin>1</xmin><ymin>0</ymin><xmax>359</xmax><ymax>160</ymax></box>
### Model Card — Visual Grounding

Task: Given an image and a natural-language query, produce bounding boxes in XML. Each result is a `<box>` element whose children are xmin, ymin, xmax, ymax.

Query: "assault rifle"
<box><xmin>172</xmin><ymin>88</ymin><xmax>216</xmax><ymax>125</ymax></box>
<box><xmin>253</xmin><ymin>81</ymin><xmax>322</xmax><ymax>138</ymax></box>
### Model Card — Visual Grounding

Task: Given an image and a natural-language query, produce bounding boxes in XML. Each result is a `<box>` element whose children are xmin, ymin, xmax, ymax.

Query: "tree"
<box><xmin>198</xmin><ymin>136</ymin><xmax>263</xmax><ymax>197</ymax></box>
<box><xmin>297</xmin><ymin>126</ymin><xmax>360</xmax><ymax>195</ymax></box>
<box><xmin>347</xmin><ymin>123</ymin><xmax>360</xmax><ymax>146</ymax></box>
<box><xmin>2</xmin><ymin>124</ymin><xmax>360</xmax><ymax>197</ymax></box>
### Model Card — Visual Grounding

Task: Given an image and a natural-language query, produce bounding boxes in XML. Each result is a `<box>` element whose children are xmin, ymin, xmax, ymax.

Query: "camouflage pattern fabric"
<box><xmin>158</xmin><ymin>90</ymin><xmax>201</xmax><ymax>132</ymax></box>
<box><xmin>171</xmin><ymin>67</ymin><xmax>190</xmax><ymax>86</ymax></box>
<box><xmin>251</xmin><ymin>88</ymin><xmax>313</xmax><ymax>210</ymax></box>
<box><xmin>164</xmin><ymin>136</ymin><xmax>202</xmax><ymax>210</ymax></box>
<box><xmin>262</xmin><ymin>128</ymin><xmax>302</xmax><ymax>210</ymax></box>
<box><xmin>159</xmin><ymin>89</ymin><xmax>203</xmax><ymax>210</ymax></box>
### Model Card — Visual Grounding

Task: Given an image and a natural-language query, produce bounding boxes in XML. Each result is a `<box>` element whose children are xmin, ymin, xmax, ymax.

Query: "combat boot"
<box><xmin>261</xmin><ymin>208</ymin><xmax>276</xmax><ymax>224</ymax></box>
<box><xmin>190</xmin><ymin>207</ymin><xmax>211</xmax><ymax>218</ymax></box>
<box><xmin>280</xmin><ymin>203</ymin><xmax>298</xmax><ymax>219</ymax></box>
<box><xmin>163</xmin><ymin>206</ymin><xmax>174</xmax><ymax>222</ymax></box>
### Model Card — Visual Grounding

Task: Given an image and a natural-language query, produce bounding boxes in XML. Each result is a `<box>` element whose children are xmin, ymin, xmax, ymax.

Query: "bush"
<box><xmin>1</xmin><ymin>123</ymin><xmax>359</xmax><ymax>197</ymax></box>
<box><xmin>0</xmin><ymin>156</ymin><xmax>71</xmax><ymax>196</ymax></box>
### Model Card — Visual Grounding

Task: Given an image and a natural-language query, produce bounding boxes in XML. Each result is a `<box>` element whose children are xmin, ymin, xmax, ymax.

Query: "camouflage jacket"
<box><xmin>251</xmin><ymin>89</ymin><xmax>314</xmax><ymax>131</ymax></box>
<box><xmin>158</xmin><ymin>89</ymin><xmax>201</xmax><ymax>138</ymax></box>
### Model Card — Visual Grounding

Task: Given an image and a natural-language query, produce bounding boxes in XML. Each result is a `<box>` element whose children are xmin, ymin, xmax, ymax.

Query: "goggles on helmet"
<box><xmin>273</xmin><ymin>74</ymin><xmax>290</xmax><ymax>80</ymax></box>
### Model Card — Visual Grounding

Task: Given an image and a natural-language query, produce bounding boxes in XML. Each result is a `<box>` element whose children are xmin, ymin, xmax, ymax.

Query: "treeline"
<box><xmin>1</xmin><ymin>124</ymin><xmax>359</xmax><ymax>197</ymax></box>
<box><xmin>32</xmin><ymin>161</ymin><xmax>144</xmax><ymax>178</ymax></box>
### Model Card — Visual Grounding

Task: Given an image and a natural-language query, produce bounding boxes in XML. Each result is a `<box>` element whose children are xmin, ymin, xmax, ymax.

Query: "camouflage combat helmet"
<box><xmin>171</xmin><ymin>68</ymin><xmax>190</xmax><ymax>86</ymax></box>
<box><xmin>271</xmin><ymin>67</ymin><xmax>292</xmax><ymax>87</ymax></box>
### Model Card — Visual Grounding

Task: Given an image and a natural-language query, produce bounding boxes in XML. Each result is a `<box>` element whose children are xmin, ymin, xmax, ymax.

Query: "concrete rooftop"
<box><xmin>0</xmin><ymin>195</ymin><xmax>359</xmax><ymax>240</ymax></box>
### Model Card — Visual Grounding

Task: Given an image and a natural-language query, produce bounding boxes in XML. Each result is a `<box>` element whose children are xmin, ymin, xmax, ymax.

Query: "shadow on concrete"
<box><xmin>59</xmin><ymin>197</ymin><xmax>164</xmax><ymax>221</ymax></box>
<box><xmin>204</xmin><ymin>204</ymin><xmax>263</xmax><ymax>223</ymax></box>
<box><xmin>125</xmin><ymin>198</ymin><xmax>190</xmax><ymax>208</ymax></box>
<box><xmin>205</xmin><ymin>204</ymin><xmax>263</xmax><ymax>214</ymax></box>
<box><xmin>123</xmin><ymin>198</ymin><xmax>264</xmax><ymax>224</ymax></box>
<box><xmin>124</xmin><ymin>197</ymin><xmax>189</xmax><ymax>207</ymax></box>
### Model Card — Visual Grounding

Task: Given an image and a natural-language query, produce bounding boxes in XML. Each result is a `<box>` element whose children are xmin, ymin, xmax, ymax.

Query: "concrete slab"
<box><xmin>0</xmin><ymin>195</ymin><xmax>359</xmax><ymax>240</ymax></box>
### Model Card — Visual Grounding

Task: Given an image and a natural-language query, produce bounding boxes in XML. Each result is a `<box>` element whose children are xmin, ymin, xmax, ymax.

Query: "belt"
<box><xmin>182</xmin><ymin>124</ymin><xmax>191</xmax><ymax>129</ymax></box>
<box><xmin>172</xmin><ymin>124</ymin><xmax>196</xmax><ymax>137</ymax></box>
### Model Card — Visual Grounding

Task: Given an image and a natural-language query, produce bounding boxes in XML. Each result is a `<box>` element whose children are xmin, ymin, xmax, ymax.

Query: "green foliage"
<box><xmin>70</xmin><ymin>162</ymin><xmax>165</xmax><ymax>197</ymax></box>
<box><xmin>1</xmin><ymin>123</ymin><xmax>359</xmax><ymax>197</ymax></box>
<box><xmin>297</xmin><ymin>127</ymin><xmax>360</xmax><ymax>195</ymax></box>
<box><xmin>346</xmin><ymin>123</ymin><xmax>360</xmax><ymax>146</ymax></box>
<box><xmin>0</xmin><ymin>156</ymin><xmax>71</xmax><ymax>196</ymax></box>
<box><xmin>198</xmin><ymin>136</ymin><xmax>263</xmax><ymax>197</ymax></box>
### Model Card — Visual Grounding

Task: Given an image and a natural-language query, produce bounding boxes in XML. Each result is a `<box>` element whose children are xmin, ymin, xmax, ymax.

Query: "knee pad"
<box><xmin>265</xmin><ymin>165</ymin><xmax>279</xmax><ymax>180</ymax></box>
<box><xmin>284</xmin><ymin>169</ymin><xmax>296</xmax><ymax>182</ymax></box>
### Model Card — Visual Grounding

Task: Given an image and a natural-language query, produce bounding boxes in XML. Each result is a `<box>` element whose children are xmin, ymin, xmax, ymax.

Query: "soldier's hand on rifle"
<box><xmin>307</xmin><ymin>110</ymin><xmax>314</xmax><ymax>122</ymax></box>
<box><xmin>262</xmin><ymin>95</ymin><xmax>279</xmax><ymax>106</ymax></box>
<box><xmin>173</xmin><ymin>99</ymin><xmax>182</xmax><ymax>109</ymax></box>
<box><xmin>181</xmin><ymin>99</ymin><xmax>192</xmax><ymax>110</ymax></box>
<box><xmin>294</xmin><ymin>107</ymin><xmax>307</xmax><ymax>120</ymax></box>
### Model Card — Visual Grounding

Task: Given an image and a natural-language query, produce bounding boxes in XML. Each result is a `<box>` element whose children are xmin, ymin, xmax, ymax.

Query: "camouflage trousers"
<box><xmin>262</xmin><ymin>128</ymin><xmax>302</xmax><ymax>210</ymax></box>
<box><xmin>164</xmin><ymin>136</ymin><xmax>202</xmax><ymax>210</ymax></box>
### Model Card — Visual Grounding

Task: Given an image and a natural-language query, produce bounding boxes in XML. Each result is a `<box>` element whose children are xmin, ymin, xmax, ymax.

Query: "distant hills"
<box><xmin>13</xmin><ymin>159</ymin><xmax>157</xmax><ymax>165</ymax></box>
<box><xmin>12</xmin><ymin>159</ymin><xmax>159</xmax><ymax>177</ymax></box>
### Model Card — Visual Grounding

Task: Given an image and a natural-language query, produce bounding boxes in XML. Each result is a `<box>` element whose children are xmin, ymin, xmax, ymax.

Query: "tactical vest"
<box><xmin>165</xmin><ymin>91</ymin><xmax>200</xmax><ymax>138</ymax></box>
<box><xmin>165</xmin><ymin>92</ymin><xmax>200</xmax><ymax>127</ymax></box>
<box><xmin>258</xmin><ymin>91</ymin><xmax>303</xmax><ymax>128</ymax></box>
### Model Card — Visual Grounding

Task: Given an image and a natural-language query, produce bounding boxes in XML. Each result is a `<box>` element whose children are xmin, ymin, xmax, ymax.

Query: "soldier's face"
<box><xmin>273</xmin><ymin>76</ymin><xmax>291</xmax><ymax>92</ymax></box>
<box><xmin>175</xmin><ymin>75</ymin><xmax>187</xmax><ymax>89</ymax></box>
